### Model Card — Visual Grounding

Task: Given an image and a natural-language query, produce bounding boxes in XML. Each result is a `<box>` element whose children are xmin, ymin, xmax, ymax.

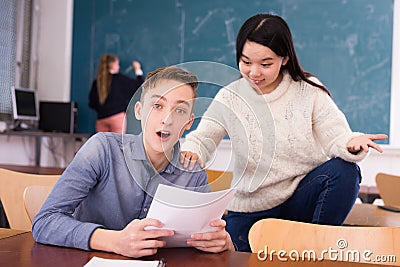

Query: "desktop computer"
<box><xmin>39</xmin><ymin>101</ymin><xmax>78</xmax><ymax>133</ymax></box>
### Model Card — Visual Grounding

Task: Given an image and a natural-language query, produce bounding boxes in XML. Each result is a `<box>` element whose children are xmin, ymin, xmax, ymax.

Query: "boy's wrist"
<box><xmin>89</xmin><ymin>228</ymin><xmax>118</xmax><ymax>253</ymax></box>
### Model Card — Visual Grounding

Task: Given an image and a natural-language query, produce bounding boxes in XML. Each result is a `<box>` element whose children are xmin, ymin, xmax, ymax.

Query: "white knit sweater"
<box><xmin>182</xmin><ymin>71</ymin><xmax>367</xmax><ymax>212</ymax></box>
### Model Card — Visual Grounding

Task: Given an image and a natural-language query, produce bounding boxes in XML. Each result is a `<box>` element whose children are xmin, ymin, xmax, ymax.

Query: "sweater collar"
<box><xmin>261</xmin><ymin>70</ymin><xmax>292</xmax><ymax>103</ymax></box>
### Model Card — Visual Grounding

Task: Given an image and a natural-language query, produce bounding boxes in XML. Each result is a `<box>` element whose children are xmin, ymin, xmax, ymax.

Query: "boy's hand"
<box><xmin>186</xmin><ymin>219</ymin><xmax>235</xmax><ymax>253</ymax></box>
<box><xmin>180</xmin><ymin>151</ymin><xmax>204</xmax><ymax>170</ymax></box>
<box><xmin>91</xmin><ymin>218</ymin><xmax>174</xmax><ymax>258</ymax></box>
<box><xmin>346</xmin><ymin>134</ymin><xmax>388</xmax><ymax>154</ymax></box>
<box><xmin>115</xmin><ymin>218</ymin><xmax>174</xmax><ymax>257</ymax></box>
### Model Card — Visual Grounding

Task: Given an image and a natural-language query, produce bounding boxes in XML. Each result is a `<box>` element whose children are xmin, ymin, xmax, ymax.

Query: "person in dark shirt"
<box><xmin>89</xmin><ymin>54</ymin><xmax>144</xmax><ymax>133</ymax></box>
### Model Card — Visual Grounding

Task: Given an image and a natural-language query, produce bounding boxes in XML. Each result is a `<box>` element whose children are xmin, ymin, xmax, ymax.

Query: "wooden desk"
<box><xmin>0</xmin><ymin>228</ymin><xmax>28</xmax><ymax>240</ymax></box>
<box><xmin>0</xmin><ymin>232</ymin><xmax>395</xmax><ymax>267</ymax></box>
<box><xmin>344</xmin><ymin>203</ymin><xmax>400</xmax><ymax>227</ymax></box>
<box><xmin>0</xmin><ymin>131</ymin><xmax>91</xmax><ymax>167</ymax></box>
<box><xmin>0</xmin><ymin>164</ymin><xmax>64</xmax><ymax>175</ymax></box>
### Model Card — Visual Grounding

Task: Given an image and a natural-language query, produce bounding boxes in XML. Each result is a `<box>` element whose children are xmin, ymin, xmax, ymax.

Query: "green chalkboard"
<box><xmin>71</xmin><ymin>0</ymin><xmax>393</xmax><ymax>144</ymax></box>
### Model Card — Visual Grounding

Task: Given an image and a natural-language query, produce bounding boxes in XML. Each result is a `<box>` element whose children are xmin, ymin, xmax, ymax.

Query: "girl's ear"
<box><xmin>282</xmin><ymin>56</ymin><xmax>289</xmax><ymax>66</ymax></box>
<box><xmin>134</xmin><ymin>102</ymin><xmax>142</xmax><ymax>120</ymax></box>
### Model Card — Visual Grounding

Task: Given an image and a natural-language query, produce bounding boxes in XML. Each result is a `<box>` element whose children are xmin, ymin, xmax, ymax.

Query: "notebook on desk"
<box><xmin>376</xmin><ymin>173</ymin><xmax>400</xmax><ymax>212</ymax></box>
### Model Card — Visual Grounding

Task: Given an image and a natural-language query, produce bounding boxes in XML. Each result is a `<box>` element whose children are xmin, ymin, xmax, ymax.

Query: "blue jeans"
<box><xmin>225</xmin><ymin>157</ymin><xmax>361</xmax><ymax>252</ymax></box>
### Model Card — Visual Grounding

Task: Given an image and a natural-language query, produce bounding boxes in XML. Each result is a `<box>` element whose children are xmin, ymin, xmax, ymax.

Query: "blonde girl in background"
<box><xmin>89</xmin><ymin>54</ymin><xmax>144</xmax><ymax>133</ymax></box>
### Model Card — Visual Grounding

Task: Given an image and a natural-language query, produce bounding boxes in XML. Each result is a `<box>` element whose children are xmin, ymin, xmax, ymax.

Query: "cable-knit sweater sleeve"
<box><xmin>182</xmin><ymin>89</ymin><xmax>229</xmax><ymax>163</ymax></box>
<box><xmin>312</xmin><ymin>89</ymin><xmax>367</xmax><ymax>162</ymax></box>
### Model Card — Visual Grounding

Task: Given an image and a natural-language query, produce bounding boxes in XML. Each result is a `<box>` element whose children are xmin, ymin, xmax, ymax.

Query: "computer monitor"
<box><xmin>39</xmin><ymin>101</ymin><xmax>78</xmax><ymax>133</ymax></box>
<box><xmin>11</xmin><ymin>86</ymin><xmax>39</xmax><ymax>121</ymax></box>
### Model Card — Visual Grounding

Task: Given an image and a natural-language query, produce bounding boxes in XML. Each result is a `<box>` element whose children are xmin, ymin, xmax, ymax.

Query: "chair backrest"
<box><xmin>249</xmin><ymin>218</ymin><xmax>400</xmax><ymax>265</ymax></box>
<box><xmin>0</xmin><ymin>168</ymin><xmax>59</xmax><ymax>230</ymax></box>
<box><xmin>376</xmin><ymin>172</ymin><xmax>400</xmax><ymax>209</ymax></box>
<box><xmin>23</xmin><ymin>185</ymin><xmax>53</xmax><ymax>223</ymax></box>
<box><xmin>205</xmin><ymin>169</ymin><xmax>233</xmax><ymax>192</ymax></box>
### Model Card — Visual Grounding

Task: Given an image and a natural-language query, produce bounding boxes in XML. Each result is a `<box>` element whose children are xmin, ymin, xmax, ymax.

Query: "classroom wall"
<box><xmin>35</xmin><ymin>0</ymin><xmax>73</xmax><ymax>101</ymax></box>
<box><xmin>0</xmin><ymin>0</ymin><xmax>76</xmax><ymax>168</ymax></box>
<box><xmin>72</xmin><ymin>0</ymin><xmax>395</xmax><ymax>139</ymax></box>
<box><xmin>0</xmin><ymin>0</ymin><xmax>399</xmax><ymax>185</ymax></box>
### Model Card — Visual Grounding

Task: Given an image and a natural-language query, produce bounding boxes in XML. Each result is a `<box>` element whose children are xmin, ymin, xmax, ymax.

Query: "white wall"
<box><xmin>390</xmin><ymin>0</ymin><xmax>400</xmax><ymax>146</ymax></box>
<box><xmin>0</xmin><ymin>0</ymin><xmax>76</xmax><ymax>168</ymax></box>
<box><xmin>0</xmin><ymin>135</ymin><xmax>86</xmax><ymax>167</ymax></box>
<box><xmin>35</xmin><ymin>0</ymin><xmax>73</xmax><ymax>101</ymax></box>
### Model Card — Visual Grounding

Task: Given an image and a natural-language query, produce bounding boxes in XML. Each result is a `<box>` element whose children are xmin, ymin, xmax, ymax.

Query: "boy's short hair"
<box><xmin>140</xmin><ymin>66</ymin><xmax>198</xmax><ymax>101</ymax></box>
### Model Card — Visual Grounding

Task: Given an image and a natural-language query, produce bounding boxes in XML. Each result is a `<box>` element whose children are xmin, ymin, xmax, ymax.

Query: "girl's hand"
<box><xmin>180</xmin><ymin>151</ymin><xmax>204</xmax><ymax>170</ymax></box>
<box><xmin>346</xmin><ymin>134</ymin><xmax>388</xmax><ymax>153</ymax></box>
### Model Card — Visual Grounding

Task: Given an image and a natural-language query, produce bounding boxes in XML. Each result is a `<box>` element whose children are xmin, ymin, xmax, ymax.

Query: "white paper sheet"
<box><xmin>145</xmin><ymin>184</ymin><xmax>236</xmax><ymax>247</ymax></box>
<box><xmin>84</xmin><ymin>256</ymin><xmax>160</xmax><ymax>267</ymax></box>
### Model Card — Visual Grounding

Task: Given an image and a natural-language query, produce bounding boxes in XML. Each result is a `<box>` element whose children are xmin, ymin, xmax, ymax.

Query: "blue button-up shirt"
<box><xmin>32</xmin><ymin>132</ymin><xmax>209</xmax><ymax>250</ymax></box>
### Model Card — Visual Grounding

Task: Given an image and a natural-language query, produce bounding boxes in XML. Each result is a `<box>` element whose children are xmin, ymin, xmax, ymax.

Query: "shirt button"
<box><xmin>143</xmin><ymin>208</ymin><xmax>148</xmax><ymax>212</ymax></box>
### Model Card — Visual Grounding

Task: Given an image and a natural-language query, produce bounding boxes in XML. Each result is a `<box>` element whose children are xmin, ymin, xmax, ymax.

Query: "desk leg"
<box><xmin>35</xmin><ymin>136</ymin><xmax>41</xmax><ymax>167</ymax></box>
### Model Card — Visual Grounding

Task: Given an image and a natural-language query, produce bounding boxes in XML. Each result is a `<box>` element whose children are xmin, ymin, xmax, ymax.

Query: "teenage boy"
<box><xmin>32</xmin><ymin>66</ymin><xmax>235</xmax><ymax>258</ymax></box>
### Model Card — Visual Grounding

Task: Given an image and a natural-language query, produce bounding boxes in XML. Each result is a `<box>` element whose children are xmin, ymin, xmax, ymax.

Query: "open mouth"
<box><xmin>157</xmin><ymin>131</ymin><xmax>171</xmax><ymax>139</ymax></box>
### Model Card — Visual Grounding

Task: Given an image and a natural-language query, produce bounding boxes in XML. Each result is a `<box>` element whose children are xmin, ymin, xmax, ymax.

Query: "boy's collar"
<box><xmin>128</xmin><ymin>133</ymin><xmax>181</xmax><ymax>174</ymax></box>
<box><xmin>128</xmin><ymin>133</ymin><xmax>147</xmax><ymax>161</ymax></box>
<box><xmin>161</xmin><ymin>145</ymin><xmax>181</xmax><ymax>175</ymax></box>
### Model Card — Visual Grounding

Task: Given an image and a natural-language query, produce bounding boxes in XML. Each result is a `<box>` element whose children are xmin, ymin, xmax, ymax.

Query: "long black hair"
<box><xmin>236</xmin><ymin>13</ymin><xmax>331</xmax><ymax>96</ymax></box>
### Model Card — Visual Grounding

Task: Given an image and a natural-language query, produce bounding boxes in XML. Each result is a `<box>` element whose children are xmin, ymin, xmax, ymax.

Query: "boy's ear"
<box><xmin>185</xmin><ymin>113</ymin><xmax>195</xmax><ymax>130</ymax></box>
<box><xmin>134</xmin><ymin>101</ymin><xmax>142</xmax><ymax>120</ymax></box>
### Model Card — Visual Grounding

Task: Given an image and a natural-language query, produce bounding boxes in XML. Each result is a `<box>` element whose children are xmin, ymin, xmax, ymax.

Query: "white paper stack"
<box><xmin>145</xmin><ymin>184</ymin><xmax>236</xmax><ymax>247</ymax></box>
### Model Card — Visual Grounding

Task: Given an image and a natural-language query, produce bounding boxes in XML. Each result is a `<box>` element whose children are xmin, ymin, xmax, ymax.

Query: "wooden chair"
<box><xmin>205</xmin><ymin>169</ymin><xmax>233</xmax><ymax>192</ymax></box>
<box><xmin>0</xmin><ymin>168</ymin><xmax>59</xmax><ymax>230</ymax></box>
<box><xmin>23</xmin><ymin>185</ymin><xmax>53</xmax><ymax>223</ymax></box>
<box><xmin>249</xmin><ymin>218</ymin><xmax>400</xmax><ymax>265</ymax></box>
<box><xmin>376</xmin><ymin>172</ymin><xmax>400</xmax><ymax>211</ymax></box>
